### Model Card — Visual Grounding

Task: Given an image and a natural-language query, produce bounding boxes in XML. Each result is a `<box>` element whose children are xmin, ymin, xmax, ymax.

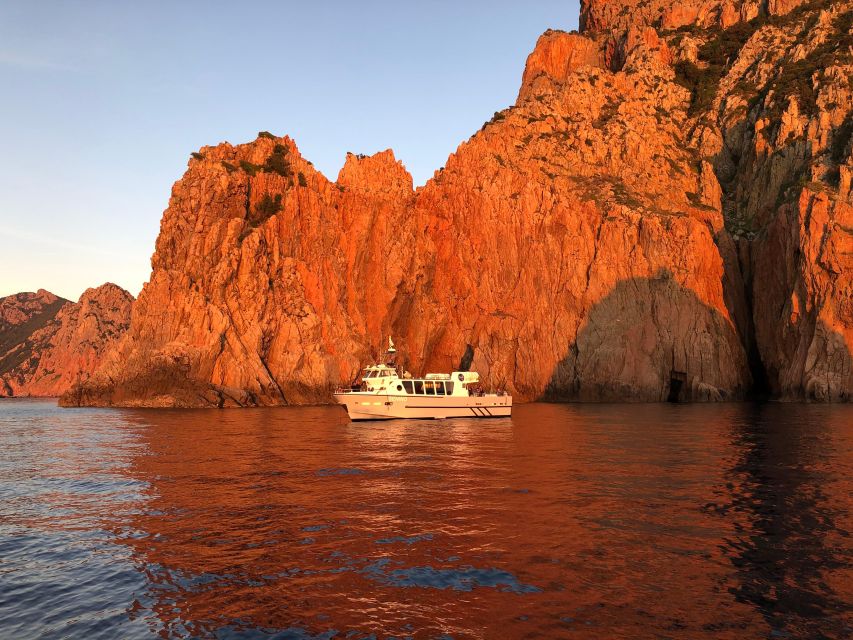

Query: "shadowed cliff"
<box><xmin>543</xmin><ymin>274</ymin><xmax>750</xmax><ymax>402</ymax></box>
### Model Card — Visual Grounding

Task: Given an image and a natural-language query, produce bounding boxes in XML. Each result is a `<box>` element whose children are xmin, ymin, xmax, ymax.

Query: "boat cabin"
<box><xmin>358</xmin><ymin>366</ymin><xmax>481</xmax><ymax>397</ymax></box>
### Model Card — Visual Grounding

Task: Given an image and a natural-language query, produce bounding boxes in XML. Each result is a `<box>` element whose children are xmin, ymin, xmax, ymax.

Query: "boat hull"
<box><xmin>333</xmin><ymin>392</ymin><xmax>512</xmax><ymax>421</ymax></box>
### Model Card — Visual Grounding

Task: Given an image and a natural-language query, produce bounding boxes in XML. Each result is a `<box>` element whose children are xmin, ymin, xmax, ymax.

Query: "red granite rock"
<box><xmin>2</xmin><ymin>284</ymin><xmax>133</xmax><ymax>397</ymax></box>
<box><xmin>61</xmin><ymin>0</ymin><xmax>853</xmax><ymax>406</ymax></box>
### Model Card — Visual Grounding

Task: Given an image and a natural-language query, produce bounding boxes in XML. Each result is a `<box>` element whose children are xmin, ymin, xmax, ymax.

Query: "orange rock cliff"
<box><xmin>55</xmin><ymin>0</ymin><xmax>851</xmax><ymax>407</ymax></box>
<box><xmin>1</xmin><ymin>284</ymin><xmax>133</xmax><ymax>397</ymax></box>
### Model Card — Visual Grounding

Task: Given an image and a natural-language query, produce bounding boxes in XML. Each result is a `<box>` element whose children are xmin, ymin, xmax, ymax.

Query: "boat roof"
<box><xmin>361</xmin><ymin>366</ymin><xmax>479</xmax><ymax>381</ymax></box>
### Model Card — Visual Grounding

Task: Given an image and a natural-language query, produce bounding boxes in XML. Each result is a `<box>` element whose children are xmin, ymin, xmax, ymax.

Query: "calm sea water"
<box><xmin>1</xmin><ymin>400</ymin><xmax>851</xmax><ymax>640</ymax></box>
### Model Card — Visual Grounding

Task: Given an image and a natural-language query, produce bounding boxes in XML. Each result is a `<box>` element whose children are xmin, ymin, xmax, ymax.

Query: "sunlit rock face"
<box><xmin>1</xmin><ymin>284</ymin><xmax>133</xmax><ymax>397</ymax></box>
<box><xmin>0</xmin><ymin>289</ymin><xmax>65</xmax><ymax>329</ymax></box>
<box><xmin>579</xmin><ymin>0</ymin><xmax>809</xmax><ymax>34</ymax></box>
<box><xmin>751</xmin><ymin>192</ymin><xmax>853</xmax><ymax>401</ymax></box>
<box><xmin>63</xmin><ymin>0</ymin><xmax>852</xmax><ymax>406</ymax></box>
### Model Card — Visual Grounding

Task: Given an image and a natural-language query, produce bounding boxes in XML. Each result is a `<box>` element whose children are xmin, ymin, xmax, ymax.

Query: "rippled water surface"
<box><xmin>1</xmin><ymin>400</ymin><xmax>852</xmax><ymax>639</ymax></box>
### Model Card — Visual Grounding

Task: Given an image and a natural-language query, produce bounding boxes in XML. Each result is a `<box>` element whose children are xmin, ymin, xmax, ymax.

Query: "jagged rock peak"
<box><xmin>79</xmin><ymin>282</ymin><xmax>134</xmax><ymax>305</ymax></box>
<box><xmin>0</xmin><ymin>289</ymin><xmax>67</xmax><ymax>328</ymax></box>
<box><xmin>518</xmin><ymin>30</ymin><xmax>605</xmax><ymax>101</ymax></box>
<box><xmin>188</xmin><ymin>132</ymin><xmax>309</xmax><ymax>172</ymax></box>
<box><xmin>337</xmin><ymin>150</ymin><xmax>413</xmax><ymax>194</ymax></box>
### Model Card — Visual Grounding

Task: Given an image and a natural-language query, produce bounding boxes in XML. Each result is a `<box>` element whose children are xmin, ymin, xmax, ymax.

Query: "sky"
<box><xmin>0</xmin><ymin>1</ymin><xmax>579</xmax><ymax>301</ymax></box>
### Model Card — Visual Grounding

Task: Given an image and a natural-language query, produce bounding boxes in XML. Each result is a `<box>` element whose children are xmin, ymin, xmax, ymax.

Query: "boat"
<box><xmin>333</xmin><ymin>337</ymin><xmax>512</xmax><ymax>421</ymax></box>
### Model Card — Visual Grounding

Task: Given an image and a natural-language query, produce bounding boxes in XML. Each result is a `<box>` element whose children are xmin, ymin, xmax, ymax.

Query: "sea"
<box><xmin>1</xmin><ymin>399</ymin><xmax>851</xmax><ymax>639</ymax></box>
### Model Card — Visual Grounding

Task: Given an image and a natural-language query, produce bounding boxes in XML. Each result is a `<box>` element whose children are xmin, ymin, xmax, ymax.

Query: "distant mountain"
<box><xmin>0</xmin><ymin>284</ymin><xmax>133</xmax><ymax>397</ymax></box>
<box><xmin>0</xmin><ymin>290</ymin><xmax>70</xmax><ymax>382</ymax></box>
<box><xmin>63</xmin><ymin>0</ymin><xmax>851</xmax><ymax>406</ymax></box>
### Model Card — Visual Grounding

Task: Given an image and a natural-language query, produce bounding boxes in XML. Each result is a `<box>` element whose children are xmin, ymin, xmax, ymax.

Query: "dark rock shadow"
<box><xmin>792</xmin><ymin>319</ymin><xmax>853</xmax><ymax>402</ymax></box>
<box><xmin>543</xmin><ymin>271</ymin><xmax>752</xmax><ymax>402</ymax></box>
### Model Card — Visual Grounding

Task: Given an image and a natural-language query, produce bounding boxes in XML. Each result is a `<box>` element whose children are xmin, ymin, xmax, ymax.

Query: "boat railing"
<box><xmin>334</xmin><ymin>386</ymin><xmax>363</xmax><ymax>394</ymax></box>
<box><xmin>469</xmin><ymin>390</ymin><xmax>510</xmax><ymax>397</ymax></box>
<box><xmin>336</xmin><ymin>385</ymin><xmax>510</xmax><ymax>397</ymax></box>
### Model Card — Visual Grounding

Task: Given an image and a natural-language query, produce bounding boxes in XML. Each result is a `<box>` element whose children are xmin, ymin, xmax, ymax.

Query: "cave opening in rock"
<box><xmin>668</xmin><ymin>370</ymin><xmax>686</xmax><ymax>403</ymax></box>
<box><xmin>457</xmin><ymin>344</ymin><xmax>474</xmax><ymax>372</ymax></box>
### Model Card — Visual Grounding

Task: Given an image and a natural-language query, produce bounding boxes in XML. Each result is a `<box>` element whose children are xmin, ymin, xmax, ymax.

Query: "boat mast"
<box><xmin>386</xmin><ymin>336</ymin><xmax>397</xmax><ymax>366</ymax></box>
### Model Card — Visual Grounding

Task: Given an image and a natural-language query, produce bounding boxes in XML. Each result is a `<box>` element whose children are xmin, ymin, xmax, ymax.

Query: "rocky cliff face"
<box><xmin>0</xmin><ymin>289</ymin><xmax>67</xmax><ymax>340</ymax></box>
<box><xmin>580</xmin><ymin>0</ymin><xmax>806</xmax><ymax>34</ymax></box>
<box><xmin>63</xmin><ymin>0</ymin><xmax>852</xmax><ymax>407</ymax></box>
<box><xmin>1</xmin><ymin>289</ymin><xmax>69</xmax><ymax>395</ymax></box>
<box><xmin>1</xmin><ymin>284</ymin><xmax>133</xmax><ymax>397</ymax></box>
<box><xmin>667</xmin><ymin>0</ymin><xmax>853</xmax><ymax>400</ymax></box>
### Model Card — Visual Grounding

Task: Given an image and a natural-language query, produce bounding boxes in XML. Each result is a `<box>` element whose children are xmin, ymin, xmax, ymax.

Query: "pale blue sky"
<box><xmin>0</xmin><ymin>1</ymin><xmax>579</xmax><ymax>300</ymax></box>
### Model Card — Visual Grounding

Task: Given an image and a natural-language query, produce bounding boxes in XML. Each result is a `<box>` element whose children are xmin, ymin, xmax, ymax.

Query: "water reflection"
<box><xmin>117</xmin><ymin>410</ymin><xmax>537</xmax><ymax>639</ymax></box>
<box><xmin>711</xmin><ymin>404</ymin><xmax>853</xmax><ymax>639</ymax></box>
<box><xmin>1</xmin><ymin>400</ymin><xmax>851</xmax><ymax>639</ymax></box>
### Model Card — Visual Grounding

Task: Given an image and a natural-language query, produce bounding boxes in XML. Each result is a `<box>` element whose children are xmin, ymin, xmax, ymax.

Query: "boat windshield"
<box><xmin>363</xmin><ymin>369</ymin><xmax>394</xmax><ymax>379</ymax></box>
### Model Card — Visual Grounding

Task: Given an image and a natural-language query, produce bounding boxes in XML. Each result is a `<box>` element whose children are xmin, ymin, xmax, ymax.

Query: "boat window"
<box><xmin>445</xmin><ymin>381</ymin><xmax>454</xmax><ymax>395</ymax></box>
<box><xmin>435</xmin><ymin>381</ymin><xmax>444</xmax><ymax>395</ymax></box>
<box><xmin>402</xmin><ymin>381</ymin><xmax>413</xmax><ymax>394</ymax></box>
<box><xmin>414</xmin><ymin>380</ymin><xmax>424</xmax><ymax>394</ymax></box>
<box><xmin>425</xmin><ymin>381</ymin><xmax>435</xmax><ymax>395</ymax></box>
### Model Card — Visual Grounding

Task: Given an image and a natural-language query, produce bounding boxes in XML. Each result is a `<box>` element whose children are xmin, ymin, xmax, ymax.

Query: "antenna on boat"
<box><xmin>386</xmin><ymin>336</ymin><xmax>397</xmax><ymax>365</ymax></box>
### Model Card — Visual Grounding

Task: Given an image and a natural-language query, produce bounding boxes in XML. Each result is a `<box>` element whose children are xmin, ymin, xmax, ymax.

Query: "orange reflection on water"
<box><xmin>20</xmin><ymin>402</ymin><xmax>851</xmax><ymax>639</ymax></box>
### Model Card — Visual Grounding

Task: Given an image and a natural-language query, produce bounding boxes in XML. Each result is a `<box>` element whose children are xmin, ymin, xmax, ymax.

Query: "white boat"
<box><xmin>334</xmin><ymin>338</ymin><xmax>512</xmax><ymax>421</ymax></box>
